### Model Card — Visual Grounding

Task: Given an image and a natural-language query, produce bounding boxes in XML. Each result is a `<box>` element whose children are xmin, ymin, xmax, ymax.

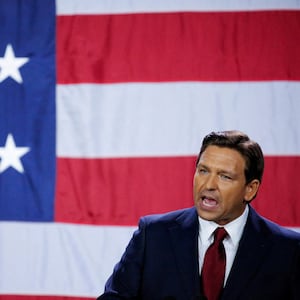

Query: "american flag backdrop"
<box><xmin>0</xmin><ymin>0</ymin><xmax>300</xmax><ymax>299</ymax></box>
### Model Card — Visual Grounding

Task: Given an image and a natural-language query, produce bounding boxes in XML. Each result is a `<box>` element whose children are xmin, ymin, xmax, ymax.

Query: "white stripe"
<box><xmin>0</xmin><ymin>222</ymin><xmax>299</xmax><ymax>296</ymax></box>
<box><xmin>56</xmin><ymin>81</ymin><xmax>300</xmax><ymax>158</ymax></box>
<box><xmin>56</xmin><ymin>0</ymin><xmax>300</xmax><ymax>15</ymax></box>
<box><xmin>0</xmin><ymin>222</ymin><xmax>136</xmax><ymax>297</ymax></box>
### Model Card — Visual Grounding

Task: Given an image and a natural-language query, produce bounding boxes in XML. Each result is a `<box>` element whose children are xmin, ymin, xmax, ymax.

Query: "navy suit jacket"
<box><xmin>98</xmin><ymin>206</ymin><xmax>300</xmax><ymax>300</ymax></box>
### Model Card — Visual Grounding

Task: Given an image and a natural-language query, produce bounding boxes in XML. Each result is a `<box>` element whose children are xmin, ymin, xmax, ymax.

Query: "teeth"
<box><xmin>203</xmin><ymin>198</ymin><xmax>217</xmax><ymax>207</ymax></box>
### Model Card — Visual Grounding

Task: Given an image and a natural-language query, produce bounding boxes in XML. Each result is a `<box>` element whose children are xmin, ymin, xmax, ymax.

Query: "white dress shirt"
<box><xmin>198</xmin><ymin>205</ymin><xmax>249</xmax><ymax>285</ymax></box>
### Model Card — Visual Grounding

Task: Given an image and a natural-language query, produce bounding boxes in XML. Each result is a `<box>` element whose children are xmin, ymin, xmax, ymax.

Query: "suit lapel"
<box><xmin>222</xmin><ymin>206</ymin><xmax>271</xmax><ymax>299</ymax></box>
<box><xmin>168</xmin><ymin>207</ymin><xmax>201</xmax><ymax>299</ymax></box>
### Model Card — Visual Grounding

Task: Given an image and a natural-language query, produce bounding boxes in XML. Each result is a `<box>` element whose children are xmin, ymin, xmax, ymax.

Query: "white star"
<box><xmin>0</xmin><ymin>134</ymin><xmax>30</xmax><ymax>173</ymax></box>
<box><xmin>0</xmin><ymin>44</ymin><xmax>29</xmax><ymax>83</ymax></box>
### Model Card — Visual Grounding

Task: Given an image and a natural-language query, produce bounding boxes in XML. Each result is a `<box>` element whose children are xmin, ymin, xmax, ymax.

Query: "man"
<box><xmin>98</xmin><ymin>130</ymin><xmax>300</xmax><ymax>300</ymax></box>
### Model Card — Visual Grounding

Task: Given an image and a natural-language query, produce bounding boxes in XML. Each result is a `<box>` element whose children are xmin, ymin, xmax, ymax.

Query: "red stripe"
<box><xmin>55</xmin><ymin>156</ymin><xmax>195</xmax><ymax>225</ymax></box>
<box><xmin>252</xmin><ymin>156</ymin><xmax>300</xmax><ymax>227</ymax></box>
<box><xmin>55</xmin><ymin>156</ymin><xmax>300</xmax><ymax>227</ymax></box>
<box><xmin>57</xmin><ymin>11</ymin><xmax>300</xmax><ymax>84</ymax></box>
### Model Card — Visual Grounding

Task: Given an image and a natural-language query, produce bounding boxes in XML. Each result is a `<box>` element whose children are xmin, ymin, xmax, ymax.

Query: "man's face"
<box><xmin>193</xmin><ymin>145</ymin><xmax>259</xmax><ymax>225</ymax></box>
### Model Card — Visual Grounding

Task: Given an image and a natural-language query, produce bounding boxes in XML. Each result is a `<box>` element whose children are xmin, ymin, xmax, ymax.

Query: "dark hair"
<box><xmin>196</xmin><ymin>130</ymin><xmax>264</xmax><ymax>184</ymax></box>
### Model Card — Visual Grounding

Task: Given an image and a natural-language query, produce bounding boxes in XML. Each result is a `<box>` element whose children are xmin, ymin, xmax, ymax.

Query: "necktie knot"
<box><xmin>213</xmin><ymin>227</ymin><xmax>228</xmax><ymax>244</ymax></box>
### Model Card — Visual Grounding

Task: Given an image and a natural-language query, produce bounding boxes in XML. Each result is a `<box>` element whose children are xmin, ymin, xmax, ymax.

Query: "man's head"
<box><xmin>193</xmin><ymin>130</ymin><xmax>264</xmax><ymax>225</ymax></box>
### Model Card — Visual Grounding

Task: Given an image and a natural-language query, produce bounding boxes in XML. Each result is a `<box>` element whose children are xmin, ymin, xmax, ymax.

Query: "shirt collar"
<box><xmin>198</xmin><ymin>205</ymin><xmax>249</xmax><ymax>246</ymax></box>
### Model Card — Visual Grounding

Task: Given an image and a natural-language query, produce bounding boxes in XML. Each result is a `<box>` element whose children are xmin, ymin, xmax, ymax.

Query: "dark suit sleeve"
<box><xmin>291</xmin><ymin>240</ymin><xmax>300</xmax><ymax>299</ymax></box>
<box><xmin>97</xmin><ymin>218</ymin><xmax>147</xmax><ymax>300</ymax></box>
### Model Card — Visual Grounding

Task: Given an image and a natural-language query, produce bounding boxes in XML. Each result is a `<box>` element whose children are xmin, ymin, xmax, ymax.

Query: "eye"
<box><xmin>220</xmin><ymin>174</ymin><xmax>232</xmax><ymax>180</ymax></box>
<box><xmin>198</xmin><ymin>168</ymin><xmax>208</xmax><ymax>174</ymax></box>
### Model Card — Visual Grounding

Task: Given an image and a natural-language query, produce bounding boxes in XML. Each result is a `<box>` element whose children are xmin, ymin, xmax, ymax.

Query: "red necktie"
<box><xmin>201</xmin><ymin>227</ymin><xmax>228</xmax><ymax>300</ymax></box>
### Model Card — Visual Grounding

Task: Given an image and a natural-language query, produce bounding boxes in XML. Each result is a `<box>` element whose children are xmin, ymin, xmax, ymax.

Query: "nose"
<box><xmin>204</xmin><ymin>174</ymin><xmax>218</xmax><ymax>190</ymax></box>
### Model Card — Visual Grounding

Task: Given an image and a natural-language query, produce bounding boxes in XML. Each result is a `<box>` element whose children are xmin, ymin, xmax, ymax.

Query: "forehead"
<box><xmin>198</xmin><ymin>145</ymin><xmax>246</xmax><ymax>172</ymax></box>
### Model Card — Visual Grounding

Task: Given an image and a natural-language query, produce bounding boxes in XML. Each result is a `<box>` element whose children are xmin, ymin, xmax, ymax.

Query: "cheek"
<box><xmin>193</xmin><ymin>174</ymin><xmax>201</xmax><ymax>189</ymax></box>
<box><xmin>193</xmin><ymin>174</ymin><xmax>200</xmax><ymax>195</ymax></box>
<box><xmin>224</xmin><ymin>187</ymin><xmax>247</xmax><ymax>204</ymax></box>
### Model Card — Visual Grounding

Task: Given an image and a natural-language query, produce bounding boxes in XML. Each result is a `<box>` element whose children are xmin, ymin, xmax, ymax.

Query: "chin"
<box><xmin>197</xmin><ymin>209</ymin><xmax>218</xmax><ymax>221</ymax></box>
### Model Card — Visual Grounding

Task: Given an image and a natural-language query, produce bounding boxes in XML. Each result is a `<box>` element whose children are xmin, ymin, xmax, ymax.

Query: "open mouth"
<box><xmin>200</xmin><ymin>195</ymin><xmax>219</xmax><ymax>209</ymax></box>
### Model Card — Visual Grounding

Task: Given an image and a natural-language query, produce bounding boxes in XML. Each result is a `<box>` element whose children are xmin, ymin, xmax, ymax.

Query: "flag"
<box><xmin>0</xmin><ymin>0</ymin><xmax>299</xmax><ymax>299</ymax></box>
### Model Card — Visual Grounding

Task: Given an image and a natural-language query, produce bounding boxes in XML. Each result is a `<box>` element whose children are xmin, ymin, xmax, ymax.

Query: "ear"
<box><xmin>244</xmin><ymin>179</ymin><xmax>260</xmax><ymax>202</ymax></box>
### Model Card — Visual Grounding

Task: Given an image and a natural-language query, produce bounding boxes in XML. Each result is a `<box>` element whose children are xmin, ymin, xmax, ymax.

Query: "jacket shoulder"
<box><xmin>140</xmin><ymin>207</ymin><xmax>197</xmax><ymax>227</ymax></box>
<box><xmin>250</xmin><ymin>206</ymin><xmax>300</xmax><ymax>243</ymax></box>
